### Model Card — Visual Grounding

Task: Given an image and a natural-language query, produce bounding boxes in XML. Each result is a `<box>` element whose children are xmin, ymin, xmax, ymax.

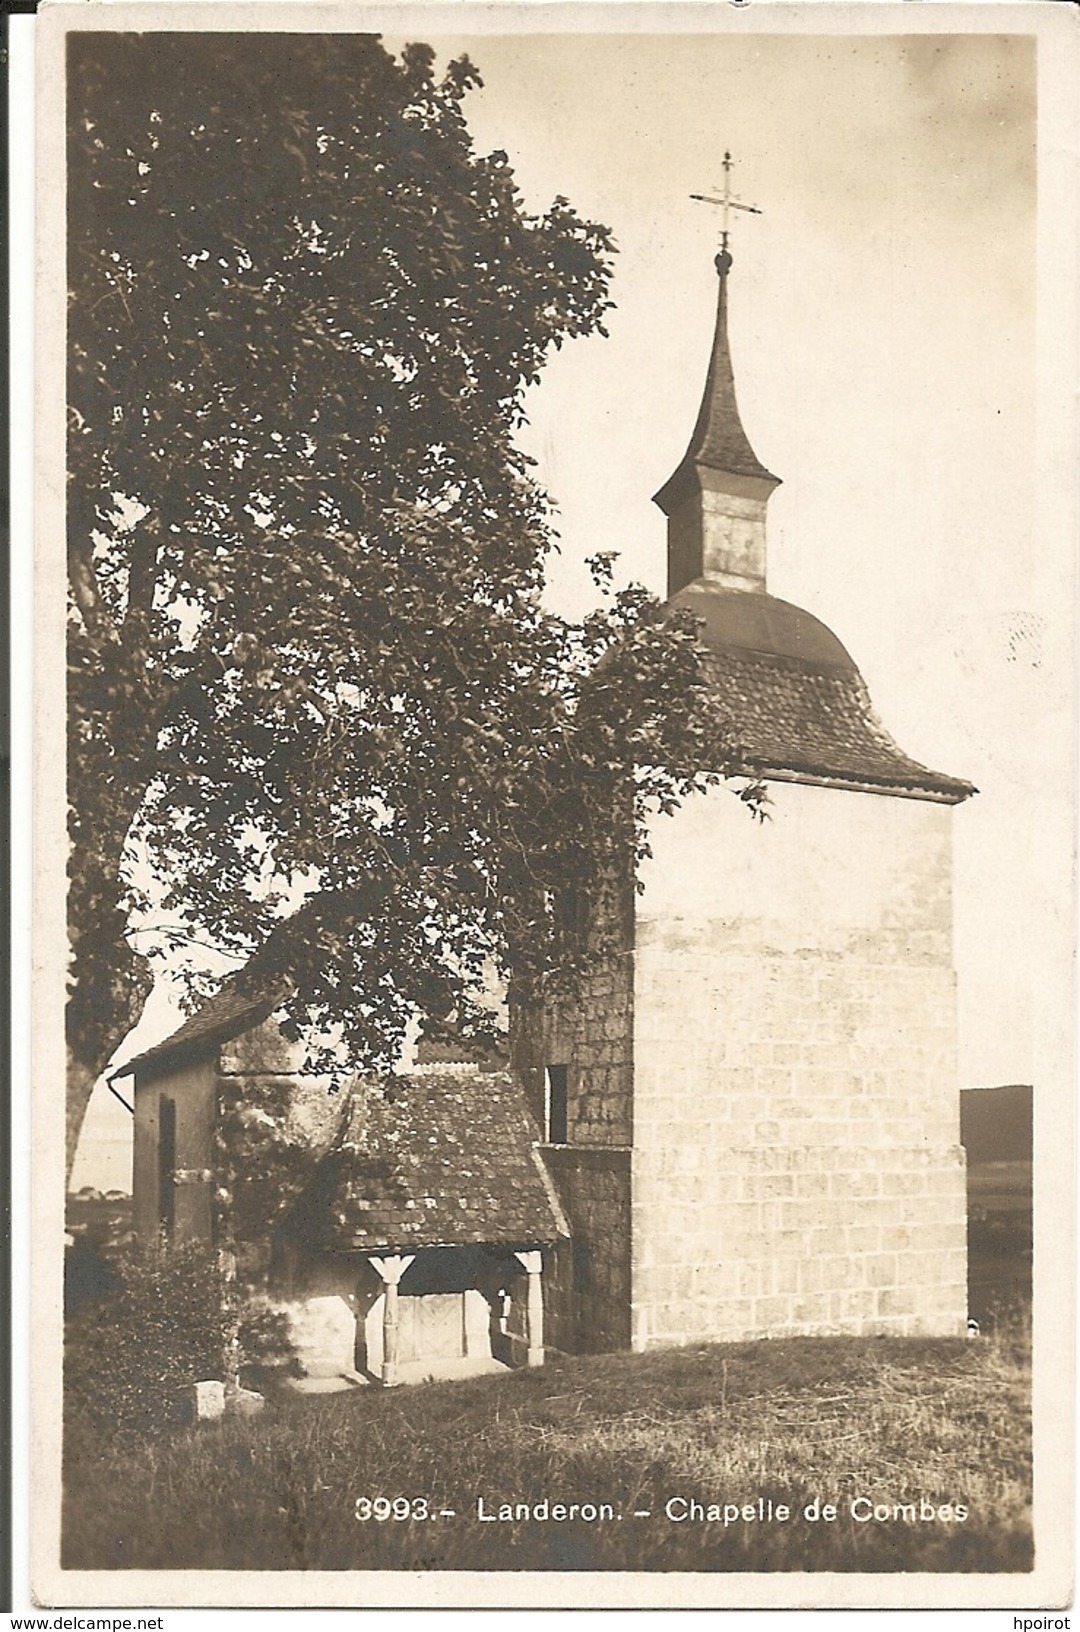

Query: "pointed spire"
<box><xmin>654</xmin><ymin>251</ymin><xmax>780</xmax><ymax>598</ymax></box>
<box><xmin>654</xmin><ymin>251</ymin><xmax>778</xmax><ymax>511</ymax></box>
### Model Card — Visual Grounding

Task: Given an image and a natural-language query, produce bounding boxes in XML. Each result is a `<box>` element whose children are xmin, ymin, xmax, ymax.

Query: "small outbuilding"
<box><xmin>115</xmin><ymin>986</ymin><xmax>567</xmax><ymax>1388</ymax></box>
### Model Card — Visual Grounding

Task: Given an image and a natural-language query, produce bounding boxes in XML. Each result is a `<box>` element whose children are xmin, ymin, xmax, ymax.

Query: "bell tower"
<box><xmin>515</xmin><ymin>157</ymin><xmax>974</xmax><ymax>1358</ymax></box>
<box><xmin>653</xmin><ymin>156</ymin><xmax>779</xmax><ymax>597</ymax></box>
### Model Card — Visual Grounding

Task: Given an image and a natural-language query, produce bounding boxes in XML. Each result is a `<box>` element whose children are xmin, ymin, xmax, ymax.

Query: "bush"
<box><xmin>65</xmin><ymin>1238</ymin><xmax>238</xmax><ymax>1444</ymax></box>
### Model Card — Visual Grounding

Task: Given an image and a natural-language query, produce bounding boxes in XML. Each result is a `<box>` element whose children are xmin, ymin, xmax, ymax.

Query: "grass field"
<box><xmin>62</xmin><ymin>1152</ymin><xmax>1033</xmax><ymax>1574</ymax></box>
<box><xmin>63</xmin><ymin>1317</ymin><xmax>1031</xmax><ymax>1573</ymax></box>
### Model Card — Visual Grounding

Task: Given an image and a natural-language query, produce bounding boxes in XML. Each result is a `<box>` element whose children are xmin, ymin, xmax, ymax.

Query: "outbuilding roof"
<box><xmin>292</xmin><ymin>1070</ymin><xmax>568</xmax><ymax>1254</ymax></box>
<box><xmin>111</xmin><ymin>975</ymin><xmax>292</xmax><ymax>1081</ymax></box>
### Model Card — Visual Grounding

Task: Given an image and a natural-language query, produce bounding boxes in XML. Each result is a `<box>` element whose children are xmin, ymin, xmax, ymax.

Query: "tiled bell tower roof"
<box><xmin>651</xmin><ymin>236</ymin><xmax>974</xmax><ymax>805</ymax></box>
<box><xmin>671</xmin><ymin>582</ymin><xmax>976</xmax><ymax>803</ymax></box>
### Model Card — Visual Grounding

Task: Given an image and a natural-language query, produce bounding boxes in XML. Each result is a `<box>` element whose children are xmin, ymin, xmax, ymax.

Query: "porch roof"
<box><xmin>293</xmin><ymin>1069</ymin><xmax>568</xmax><ymax>1254</ymax></box>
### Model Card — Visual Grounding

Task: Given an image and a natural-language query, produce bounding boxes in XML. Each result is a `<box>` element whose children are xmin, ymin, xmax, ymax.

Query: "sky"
<box><xmin>73</xmin><ymin>20</ymin><xmax>1067</xmax><ymax>1190</ymax></box>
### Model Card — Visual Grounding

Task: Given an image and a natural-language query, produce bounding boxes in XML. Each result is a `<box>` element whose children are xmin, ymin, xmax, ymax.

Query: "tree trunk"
<box><xmin>65</xmin><ymin>925</ymin><xmax>153</xmax><ymax>1188</ymax></box>
<box><xmin>66</xmin><ymin>868</ymin><xmax>155</xmax><ymax>1188</ymax></box>
<box><xmin>66</xmin><ymin>1050</ymin><xmax>103</xmax><ymax>1186</ymax></box>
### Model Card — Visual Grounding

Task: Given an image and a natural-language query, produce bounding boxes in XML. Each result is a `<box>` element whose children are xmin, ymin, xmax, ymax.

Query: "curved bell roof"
<box><xmin>671</xmin><ymin>579</ymin><xmax>976</xmax><ymax>803</ymax></box>
<box><xmin>671</xmin><ymin>581</ymin><xmax>856</xmax><ymax>670</ymax></box>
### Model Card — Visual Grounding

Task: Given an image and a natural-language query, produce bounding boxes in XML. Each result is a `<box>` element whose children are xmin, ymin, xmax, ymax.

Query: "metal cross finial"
<box><xmin>691</xmin><ymin>151</ymin><xmax>762</xmax><ymax>255</ymax></box>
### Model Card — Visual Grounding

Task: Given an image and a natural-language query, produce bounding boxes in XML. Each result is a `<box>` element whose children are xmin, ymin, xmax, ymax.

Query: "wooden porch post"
<box><xmin>368</xmin><ymin>1255</ymin><xmax>415</xmax><ymax>1386</ymax></box>
<box><xmin>513</xmin><ymin>1249</ymin><xmax>545</xmax><ymax>1367</ymax></box>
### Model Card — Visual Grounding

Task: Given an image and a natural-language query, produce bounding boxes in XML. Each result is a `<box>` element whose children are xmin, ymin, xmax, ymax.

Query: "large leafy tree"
<box><xmin>67</xmin><ymin>31</ymin><xmax>748</xmax><ymax>1177</ymax></box>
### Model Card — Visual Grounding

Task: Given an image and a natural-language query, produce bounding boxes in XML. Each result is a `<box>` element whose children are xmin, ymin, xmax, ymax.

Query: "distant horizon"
<box><xmin>70</xmin><ymin>1079</ymin><xmax>1037</xmax><ymax>1196</ymax></box>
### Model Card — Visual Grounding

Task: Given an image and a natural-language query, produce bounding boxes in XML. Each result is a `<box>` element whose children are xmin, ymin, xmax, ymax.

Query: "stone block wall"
<box><xmin>510</xmin><ymin>856</ymin><xmax>636</xmax><ymax>1353</ymax></box>
<box><xmin>631</xmin><ymin>780</ymin><xmax>968</xmax><ymax>1347</ymax></box>
<box><xmin>540</xmin><ymin>1147</ymin><xmax>632</xmax><ymax>1353</ymax></box>
<box><xmin>631</xmin><ymin>1140</ymin><xmax>966</xmax><ymax>1346</ymax></box>
<box><xmin>511</xmin><ymin>857</ymin><xmax>635</xmax><ymax>1146</ymax></box>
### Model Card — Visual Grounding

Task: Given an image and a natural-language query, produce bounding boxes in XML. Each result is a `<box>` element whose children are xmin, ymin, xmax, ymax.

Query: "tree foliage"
<box><xmin>67</xmin><ymin>32</ymin><xmax>753</xmax><ymax>1170</ymax></box>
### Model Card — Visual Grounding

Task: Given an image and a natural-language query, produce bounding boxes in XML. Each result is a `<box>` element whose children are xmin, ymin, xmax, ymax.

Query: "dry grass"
<box><xmin>63</xmin><ymin>1317</ymin><xmax>1031</xmax><ymax>1574</ymax></box>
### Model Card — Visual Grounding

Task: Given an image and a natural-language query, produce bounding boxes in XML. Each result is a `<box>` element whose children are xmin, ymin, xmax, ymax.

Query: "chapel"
<box><xmin>119</xmin><ymin>231</ymin><xmax>975</xmax><ymax>1384</ymax></box>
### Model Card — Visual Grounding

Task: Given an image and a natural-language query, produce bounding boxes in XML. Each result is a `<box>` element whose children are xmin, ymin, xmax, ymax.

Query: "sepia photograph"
<box><xmin>29</xmin><ymin>0</ymin><xmax>1077</xmax><ymax>1609</ymax></box>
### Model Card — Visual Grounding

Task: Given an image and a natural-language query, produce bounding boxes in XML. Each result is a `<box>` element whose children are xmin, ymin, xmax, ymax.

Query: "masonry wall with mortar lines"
<box><xmin>510</xmin><ymin>855</ymin><xmax>636</xmax><ymax>1349</ymax></box>
<box><xmin>511</xmin><ymin>856</ymin><xmax>636</xmax><ymax>1148</ymax></box>
<box><xmin>541</xmin><ymin>1146</ymin><xmax>632</xmax><ymax>1354</ymax></box>
<box><xmin>630</xmin><ymin>781</ymin><xmax>967</xmax><ymax>1349</ymax></box>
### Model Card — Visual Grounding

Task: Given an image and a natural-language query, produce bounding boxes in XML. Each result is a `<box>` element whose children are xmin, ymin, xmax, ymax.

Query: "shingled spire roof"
<box><xmin>653</xmin><ymin>249</ymin><xmax>779</xmax><ymax>516</ymax></box>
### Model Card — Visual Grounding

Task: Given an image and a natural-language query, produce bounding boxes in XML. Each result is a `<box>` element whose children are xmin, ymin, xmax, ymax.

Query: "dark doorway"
<box><xmin>158</xmin><ymin>1097</ymin><xmax>176</xmax><ymax>1236</ymax></box>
